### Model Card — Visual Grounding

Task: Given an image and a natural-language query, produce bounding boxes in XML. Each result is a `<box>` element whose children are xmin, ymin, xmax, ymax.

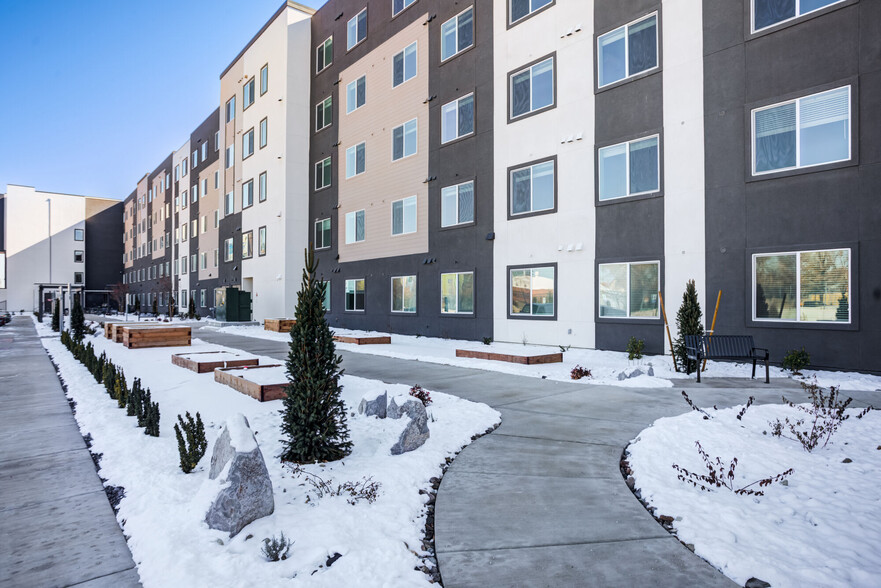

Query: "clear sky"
<box><xmin>0</xmin><ymin>0</ymin><xmax>326</xmax><ymax>200</ymax></box>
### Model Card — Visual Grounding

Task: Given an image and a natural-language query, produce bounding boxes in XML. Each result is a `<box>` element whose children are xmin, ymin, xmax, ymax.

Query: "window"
<box><xmin>74</xmin><ymin>272</ymin><xmax>83</xmax><ymax>284</ymax></box>
<box><xmin>182</xmin><ymin>190</ymin><xmax>188</xmax><ymax>208</ymax></box>
<box><xmin>316</xmin><ymin>96</ymin><xmax>333</xmax><ymax>131</ymax></box>
<box><xmin>753</xmin><ymin>0</ymin><xmax>843</xmax><ymax>32</ymax></box>
<box><xmin>345</xmin><ymin>279</ymin><xmax>365</xmax><ymax>311</ymax></box>
<box><xmin>202</xmin><ymin>178</ymin><xmax>208</xmax><ymax>197</ymax></box>
<box><xmin>214</xmin><ymin>170</ymin><xmax>219</xmax><ymax>189</ymax></box>
<box><xmin>392</xmin><ymin>275</ymin><xmax>417</xmax><ymax>313</ymax></box>
<box><xmin>258</xmin><ymin>226</ymin><xmax>267</xmax><ymax>256</ymax></box>
<box><xmin>392</xmin><ymin>119</ymin><xmax>418</xmax><ymax>161</ymax></box>
<box><xmin>201</xmin><ymin>216</ymin><xmax>207</xmax><ymax>234</ymax></box>
<box><xmin>598</xmin><ymin>261</ymin><xmax>660</xmax><ymax>318</ymax></box>
<box><xmin>242</xmin><ymin>231</ymin><xmax>253</xmax><ymax>259</ymax></box>
<box><xmin>244</xmin><ymin>78</ymin><xmax>255</xmax><ymax>109</ymax></box>
<box><xmin>315</xmin><ymin>218</ymin><xmax>332</xmax><ymax>249</ymax></box>
<box><xmin>510</xmin><ymin>265</ymin><xmax>555</xmax><ymax>317</ymax></box>
<box><xmin>181</xmin><ymin>256</ymin><xmax>188</xmax><ymax>273</ymax></box>
<box><xmin>182</xmin><ymin>158</ymin><xmax>188</xmax><ymax>176</ymax></box>
<box><xmin>174</xmin><ymin>259</ymin><xmax>179</xmax><ymax>275</ymax></box>
<box><xmin>346</xmin><ymin>76</ymin><xmax>366</xmax><ymax>114</ymax></box>
<box><xmin>214</xmin><ymin>131</ymin><xmax>220</xmax><ymax>151</ymax></box>
<box><xmin>510</xmin><ymin>158</ymin><xmax>555</xmax><ymax>216</ymax></box>
<box><xmin>597</xmin><ymin>13</ymin><xmax>658</xmax><ymax>88</ymax></box>
<box><xmin>441</xmin><ymin>181</ymin><xmax>475</xmax><ymax>227</ymax></box>
<box><xmin>441</xmin><ymin>7</ymin><xmax>474</xmax><ymax>62</ymax></box>
<box><xmin>243</xmin><ymin>128</ymin><xmax>254</xmax><ymax>159</ymax></box>
<box><xmin>754</xmin><ymin>248</ymin><xmax>850</xmax><ymax>323</ymax></box>
<box><xmin>192</xmin><ymin>184</ymin><xmax>198</xmax><ymax>202</ymax></box>
<box><xmin>259</xmin><ymin>118</ymin><xmax>267</xmax><ymax>149</ymax></box>
<box><xmin>73</xmin><ymin>250</ymin><xmax>84</xmax><ymax>263</ymax></box>
<box><xmin>598</xmin><ymin>135</ymin><xmax>660</xmax><ymax>200</ymax></box>
<box><xmin>441</xmin><ymin>94</ymin><xmax>475</xmax><ymax>144</ymax></box>
<box><xmin>393</xmin><ymin>42</ymin><xmax>417</xmax><ymax>87</ymax></box>
<box><xmin>510</xmin><ymin>0</ymin><xmax>553</xmax><ymax>25</ymax></box>
<box><xmin>752</xmin><ymin>86</ymin><xmax>850</xmax><ymax>175</ymax></box>
<box><xmin>214</xmin><ymin>249</ymin><xmax>218</xmax><ymax>267</ymax></box>
<box><xmin>259</xmin><ymin>172</ymin><xmax>267</xmax><ymax>202</ymax></box>
<box><xmin>242</xmin><ymin>179</ymin><xmax>254</xmax><ymax>209</ymax></box>
<box><xmin>347</xmin><ymin>8</ymin><xmax>367</xmax><ymax>50</ymax></box>
<box><xmin>392</xmin><ymin>196</ymin><xmax>417</xmax><ymax>235</ymax></box>
<box><xmin>226</xmin><ymin>144</ymin><xmax>235</xmax><ymax>168</ymax></box>
<box><xmin>214</xmin><ymin>210</ymin><xmax>219</xmax><ymax>228</ymax></box>
<box><xmin>226</xmin><ymin>96</ymin><xmax>236</xmax><ymax>122</ymax></box>
<box><xmin>315</xmin><ymin>157</ymin><xmax>332</xmax><ymax>190</ymax></box>
<box><xmin>260</xmin><ymin>64</ymin><xmax>269</xmax><ymax>95</ymax></box>
<box><xmin>393</xmin><ymin>0</ymin><xmax>416</xmax><ymax>17</ymax></box>
<box><xmin>345</xmin><ymin>210</ymin><xmax>366</xmax><ymax>243</ymax></box>
<box><xmin>200</xmin><ymin>289</ymin><xmax>206</xmax><ymax>307</ymax></box>
<box><xmin>200</xmin><ymin>252</ymin><xmax>207</xmax><ymax>270</ymax></box>
<box><xmin>191</xmin><ymin>219</ymin><xmax>197</xmax><ymax>236</ymax></box>
<box><xmin>201</xmin><ymin>142</ymin><xmax>207</xmax><ymax>161</ymax></box>
<box><xmin>175</xmin><ymin>165</ymin><xmax>180</xmax><ymax>180</ymax></box>
<box><xmin>192</xmin><ymin>150</ymin><xmax>198</xmax><ymax>168</ymax></box>
<box><xmin>74</xmin><ymin>228</ymin><xmax>84</xmax><ymax>241</ymax></box>
<box><xmin>510</xmin><ymin>56</ymin><xmax>554</xmax><ymax>120</ymax></box>
<box><xmin>322</xmin><ymin>281</ymin><xmax>331</xmax><ymax>311</ymax></box>
<box><xmin>317</xmin><ymin>37</ymin><xmax>333</xmax><ymax>73</ymax></box>
<box><xmin>346</xmin><ymin>143</ymin><xmax>366</xmax><ymax>178</ymax></box>
<box><xmin>225</xmin><ymin>191</ymin><xmax>234</xmax><ymax>215</ymax></box>
<box><xmin>441</xmin><ymin>272</ymin><xmax>474</xmax><ymax>314</ymax></box>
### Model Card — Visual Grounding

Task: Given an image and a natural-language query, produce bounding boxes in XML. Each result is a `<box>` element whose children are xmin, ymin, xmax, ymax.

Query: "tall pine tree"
<box><xmin>673</xmin><ymin>279</ymin><xmax>704</xmax><ymax>374</ymax></box>
<box><xmin>280</xmin><ymin>247</ymin><xmax>351</xmax><ymax>463</ymax></box>
<box><xmin>71</xmin><ymin>294</ymin><xmax>85</xmax><ymax>343</ymax></box>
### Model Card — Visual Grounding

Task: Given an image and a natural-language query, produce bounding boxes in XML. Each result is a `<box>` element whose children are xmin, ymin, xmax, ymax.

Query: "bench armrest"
<box><xmin>752</xmin><ymin>347</ymin><xmax>769</xmax><ymax>358</ymax></box>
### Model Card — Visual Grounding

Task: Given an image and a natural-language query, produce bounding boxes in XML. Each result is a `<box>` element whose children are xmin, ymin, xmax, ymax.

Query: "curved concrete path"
<box><xmin>188</xmin><ymin>326</ymin><xmax>877</xmax><ymax>587</ymax></box>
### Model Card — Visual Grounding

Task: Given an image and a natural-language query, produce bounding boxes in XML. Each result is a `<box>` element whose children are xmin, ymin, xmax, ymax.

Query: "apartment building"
<box><xmin>1</xmin><ymin>185</ymin><xmax>122</xmax><ymax>312</ymax></box>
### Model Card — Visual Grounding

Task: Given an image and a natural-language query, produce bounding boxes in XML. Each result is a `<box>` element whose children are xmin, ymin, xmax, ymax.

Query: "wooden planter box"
<box><xmin>455</xmin><ymin>348</ymin><xmax>563</xmax><ymax>365</ymax></box>
<box><xmin>172</xmin><ymin>351</ymin><xmax>259</xmax><ymax>373</ymax></box>
<box><xmin>333</xmin><ymin>335</ymin><xmax>392</xmax><ymax>345</ymax></box>
<box><xmin>105</xmin><ymin>321</ymin><xmax>159</xmax><ymax>339</ymax></box>
<box><xmin>122</xmin><ymin>326</ymin><xmax>191</xmax><ymax>349</ymax></box>
<box><xmin>214</xmin><ymin>365</ymin><xmax>287</xmax><ymax>402</ymax></box>
<box><xmin>264</xmin><ymin>318</ymin><xmax>296</xmax><ymax>332</ymax></box>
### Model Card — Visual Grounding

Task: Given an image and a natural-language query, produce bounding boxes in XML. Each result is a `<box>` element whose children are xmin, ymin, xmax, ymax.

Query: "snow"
<box><xmin>628</xmin><ymin>402</ymin><xmax>881</xmax><ymax>587</ymax></box>
<box><xmin>226</xmin><ymin>414</ymin><xmax>258</xmax><ymax>453</ymax></box>
<box><xmin>35</xmin><ymin>319</ymin><xmax>499</xmax><ymax>587</ymax></box>
<box><xmin>225</xmin><ymin>366</ymin><xmax>287</xmax><ymax>386</ymax></box>
<box><xmin>177</xmin><ymin>351</ymin><xmax>254</xmax><ymax>362</ymax></box>
<box><xmin>215</xmin><ymin>325</ymin><xmax>881</xmax><ymax>391</ymax></box>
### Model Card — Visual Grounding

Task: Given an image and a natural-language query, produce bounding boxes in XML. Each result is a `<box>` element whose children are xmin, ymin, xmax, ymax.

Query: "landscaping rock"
<box><xmin>387</xmin><ymin>397</ymin><xmax>402</xmax><ymax>419</ymax></box>
<box><xmin>391</xmin><ymin>400</ymin><xmax>430</xmax><ymax>455</ymax></box>
<box><xmin>358</xmin><ymin>391</ymin><xmax>387</xmax><ymax>419</ymax></box>
<box><xmin>618</xmin><ymin>368</ymin><xmax>647</xmax><ymax>380</ymax></box>
<box><xmin>629</xmin><ymin>368</ymin><xmax>644</xmax><ymax>378</ymax></box>
<box><xmin>205</xmin><ymin>414</ymin><xmax>274</xmax><ymax>537</ymax></box>
<box><xmin>647</xmin><ymin>366</ymin><xmax>654</xmax><ymax>377</ymax></box>
<box><xmin>745</xmin><ymin>578</ymin><xmax>771</xmax><ymax>588</ymax></box>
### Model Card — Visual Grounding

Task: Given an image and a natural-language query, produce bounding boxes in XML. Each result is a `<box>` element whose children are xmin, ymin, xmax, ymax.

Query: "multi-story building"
<box><xmin>1</xmin><ymin>185</ymin><xmax>122</xmax><ymax>312</ymax></box>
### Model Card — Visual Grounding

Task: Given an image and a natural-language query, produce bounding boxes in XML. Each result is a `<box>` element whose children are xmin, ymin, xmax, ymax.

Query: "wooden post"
<box><xmin>703</xmin><ymin>290</ymin><xmax>722</xmax><ymax>371</ymax></box>
<box><xmin>658</xmin><ymin>291</ymin><xmax>678</xmax><ymax>372</ymax></box>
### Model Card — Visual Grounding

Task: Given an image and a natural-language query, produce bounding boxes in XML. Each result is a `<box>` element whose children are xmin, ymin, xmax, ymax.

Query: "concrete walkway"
<box><xmin>0</xmin><ymin>317</ymin><xmax>140</xmax><ymax>587</ymax></box>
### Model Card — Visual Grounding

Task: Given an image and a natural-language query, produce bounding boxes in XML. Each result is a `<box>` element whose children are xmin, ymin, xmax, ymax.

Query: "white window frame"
<box><xmin>441</xmin><ymin>6</ymin><xmax>475</xmax><ymax>63</ymax></box>
<box><xmin>347</xmin><ymin>8</ymin><xmax>368</xmax><ymax>51</ymax></box>
<box><xmin>441</xmin><ymin>93</ymin><xmax>475</xmax><ymax>144</ymax></box>
<box><xmin>315</xmin><ymin>157</ymin><xmax>332</xmax><ymax>190</ymax></box>
<box><xmin>751</xmin><ymin>86</ymin><xmax>851</xmax><ymax>176</ymax></box>
<box><xmin>391</xmin><ymin>195</ymin><xmax>417</xmax><ymax>236</ymax></box>
<box><xmin>392</xmin><ymin>0</ymin><xmax>416</xmax><ymax>17</ymax></box>
<box><xmin>597</xmin><ymin>260</ymin><xmax>660</xmax><ymax>319</ymax></box>
<box><xmin>598</xmin><ymin>134</ymin><xmax>661</xmax><ymax>201</ymax></box>
<box><xmin>201</xmin><ymin>142</ymin><xmax>207</xmax><ymax>161</ymax></box>
<box><xmin>392</xmin><ymin>118</ymin><xmax>418</xmax><ymax>161</ymax></box>
<box><xmin>345</xmin><ymin>143</ymin><xmax>366</xmax><ymax>179</ymax></box>
<box><xmin>345</xmin><ymin>278</ymin><xmax>366</xmax><ymax>311</ymax></box>
<box><xmin>316</xmin><ymin>36</ymin><xmax>333</xmax><ymax>73</ymax></box>
<box><xmin>751</xmin><ymin>0</ymin><xmax>844</xmax><ymax>33</ymax></box>
<box><xmin>441</xmin><ymin>180</ymin><xmax>475</xmax><ymax>227</ymax></box>
<box><xmin>597</xmin><ymin>12</ymin><xmax>659</xmax><ymax>89</ymax></box>
<box><xmin>316</xmin><ymin>96</ymin><xmax>333</xmax><ymax>132</ymax></box>
<box><xmin>392</xmin><ymin>41</ymin><xmax>417</xmax><ymax>88</ymax></box>
<box><xmin>225</xmin><ymin>144</ymin><xmax>235</xmax><ymax>169</ymax></box>
<box><xmin>224</xmin><ymin>238</ymin><xmax>234</xmax><ymax>262</ymax></box>
<box><xmin>346</xmin><ymin>76</ymin><xmax>366</xmax><ymax>114</ymax></box>
<box><xmin>440</xmin><ymin>271</ymin><xmax>474</xmax><ymax>314</ymax></box>
<box><xmin>391</xmin><ymin>275</ymin><xmax>417</xmax><ymax>313</ymax></box>
<box><xmin>345</xmin><ymin>210</ymin><xmax>366</xmax><ymax>244</ymax></box>
<box><xmin>226</xmin><ymin>96</ymin><xmax>235</xmax><ymax>122</ymax></box>
<box><xmin>225</xmin><ymin>191</ymin><xmax>234</xmax><ymax>215</ymax></box>
<box><xmin>315</xmin><ymin>218</ymin><xmax>332</xmax><ymax>249</ymax></box>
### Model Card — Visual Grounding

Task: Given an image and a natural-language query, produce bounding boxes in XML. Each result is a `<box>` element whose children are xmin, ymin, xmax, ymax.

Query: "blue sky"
<box><xmin>0</xmin><ymin>0</ymin><xmax>325</xmax><ymax>199</ymax></box>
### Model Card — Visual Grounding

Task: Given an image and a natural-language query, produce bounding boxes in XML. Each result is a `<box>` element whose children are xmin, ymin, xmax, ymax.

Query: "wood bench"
<box><xmin>121</xmin><ymin>326</ymin><xmax>191</xmax><ymax>349</ymax></box>
<box><xmin>332</xmin><ymin>335</ymin><xmax>391</xmax><ymax>345</ymax></box>
<box><xmin>455</xmin><ymin>348</ymin><xmax>563</xmax><ymax>365</ymax></box>
<box><xmin>172</xmin><ymin>351</ymin><xmax>259</xmax><ymax>373</ymax></box>
<box><xmin>684</xmin><ymin>334</ymin><xmax>769</xmax><ymax>383</ymax></box>
<box><xmin>214</xmin><ymin>365</ymin><xmax>287</xmax><ymax>402</ymax></box>
<box><xmin>264</xmin><ymin>318</ymin><xmax>296</xmax><ymax>332</ymax></box>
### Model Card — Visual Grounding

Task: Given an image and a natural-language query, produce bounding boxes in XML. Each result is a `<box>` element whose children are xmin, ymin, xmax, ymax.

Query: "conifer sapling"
<box><xmin>673</xmin><ymin>279</ymin><xmax>705</xmax><ymax>374</ymax></box>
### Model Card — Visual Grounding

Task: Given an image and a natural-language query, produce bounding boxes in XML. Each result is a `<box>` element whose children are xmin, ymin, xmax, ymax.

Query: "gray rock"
<box><xmin>387</xmin><ymin>397</ymin><xmax>402</xmax><ymax>419</ymax></box>
<box><xmin>205</xmin><ymin>415</ymin><xmax>274</xmax><ymax>537</ymax></box>
<box><xmin>358</xmin><ymin>391</ymin><xmax>387</xmax><ymax>419</ymax></box>
<box><xmin>647</xmin><ymin>366</ymin><xmax>654</xmax><ymax>377</ymax></box>
<box><xmin>745</xmin><ymin>578</ymin><xmax>771</xmax><ymax>588</ymax></box>
<box><xmin>391</xmin><ymin>400</ymin><xmax>430</xmax><ymax>455</ymax></box>
<box><xmin>629</xmin><ymin>368</ymin><xmax>644</xmax><ymax>378</ymax></box>
<box><xmin>617</xmin><ymin>372</ymin><xmax>627</xmax><ymax>381</ymax></box>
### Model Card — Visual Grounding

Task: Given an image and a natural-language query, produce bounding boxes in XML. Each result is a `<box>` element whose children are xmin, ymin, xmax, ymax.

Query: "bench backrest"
<box><xmin>685</xmin><ymin>335</ymin><xmax>755</xmax><ymax>358</ymax></box>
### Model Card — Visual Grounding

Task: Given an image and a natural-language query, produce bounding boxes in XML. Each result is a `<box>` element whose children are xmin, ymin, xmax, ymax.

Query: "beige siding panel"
<box><xmin>337</xmin><ymin>14</ymin><xmax>429</xmax><ymax>263</ymax></box>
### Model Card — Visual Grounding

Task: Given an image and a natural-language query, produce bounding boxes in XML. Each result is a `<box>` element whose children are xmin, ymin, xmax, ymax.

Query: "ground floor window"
<box><xmin>200</xmin><ymin>289</ymin><xmax>206</xmax><ymax>307</ymax></box>
<box><xmin>391</xmin><ymin>275</ymin><xmax>416</xmax><ymax>313</ymax></box>
<box><xmin>321</xmin><ymin>281</ymin><xmax>330</xmax><ymax>311</ymax></box>
<box><xmin>242</xmin><ymin>231</ymin><xmax>253</xmax><ymax>259</ymax></box>
<box><xmin>598</xmin><ymin>261</ymin><xmax>659</xmax><ymax>318</ymax></box>
<box><xmin>345</xmin><ymin>278</ymin><xmax>365</xmax><ymax>311</ymax></box>
<box><xmin>441</xmin><ymin>272</ymin><xmax>474</xmax><ymax>314</ymax></box>
<box><xmin>510</xmin><ymin>265</ymin><xmax>555</xmax><ymax>318</ymax></box>
<box><xmin>754</xmin><ymin>248</ymin><xmax>850</xmax><ymax>323</ymax></box>
<box><xmin>224</xmin><ymin>238</ymin><xmax>234</xmax><ymax>262</ymax></box>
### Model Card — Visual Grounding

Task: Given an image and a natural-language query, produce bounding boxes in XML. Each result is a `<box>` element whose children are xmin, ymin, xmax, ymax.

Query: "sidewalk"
<box><xmin>0</xmin><ymin>317</ymin><xmax>140</xmax><ymax>587</ymax></box>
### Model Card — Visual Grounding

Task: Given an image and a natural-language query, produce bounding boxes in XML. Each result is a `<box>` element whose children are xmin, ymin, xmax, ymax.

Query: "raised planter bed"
<box><xmin>104</xmin><ymin>321</ymin><xmax>160</xmax><ymax>339</ymax></box>
<box><xmin>333</xmin><ymin>335</ymin><xmax>392</xmax><ymax>345</ymax></box>
<box><xmin>214</xmin><ymin>365</ymin><xmax>287</xmax><ymax>402</ymax></box>
<box><xmin>455</xmin><ymin>348</ymin><xmax>563</xmax><ymax>365</ymax></box>
<box><xmin>172</xmin><ymin>351</ymin><xmax>259</xmax><ymax>373</ymax></box>
<box><xmin>122</xmin><ymin>326</ymin><xmax>191</xmax><ymax>349</ymax></box>
<box><xmin>264</xmin><ymin>318</ymin><xmax>296</xmax><ymax>332</ymax></box>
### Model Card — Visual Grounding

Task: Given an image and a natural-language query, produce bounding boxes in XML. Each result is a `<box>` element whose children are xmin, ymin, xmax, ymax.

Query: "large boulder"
<box><xmin>387</xmin><ymin>397</ymin><xmax>402</xmax><ymax>419</ymax></box>
<box><xmin>358</xmin><ymin>391</ymin><xmax>387</xmax><ymax>419</ymax></box>
<box><xmin>391</xmin><ymin>400</ymin><xmax>430</xmax><ymax>455</ymax></box>
<box><xmin>205</xmin><ymin>414</ymin><xmax>274</xmax><ymax>537</ymax></box>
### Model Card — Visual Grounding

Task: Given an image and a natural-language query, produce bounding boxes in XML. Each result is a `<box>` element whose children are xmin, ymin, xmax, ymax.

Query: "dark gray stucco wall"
<box><xmin>703</xmin><ymin>0</ymin><xmax>881</xmax><ymax>373</ymax></box>
<box><xmin>84</xmin><ymin>199</ymin><xmax>123</xmax><ymax>292</ymax></box>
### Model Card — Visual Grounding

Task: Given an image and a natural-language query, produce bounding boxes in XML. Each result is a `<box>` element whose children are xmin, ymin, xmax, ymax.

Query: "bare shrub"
<box><xmin>672</xmin><ymin>441</ymin><xmax>793</xmax><ymax>496</ymax></box>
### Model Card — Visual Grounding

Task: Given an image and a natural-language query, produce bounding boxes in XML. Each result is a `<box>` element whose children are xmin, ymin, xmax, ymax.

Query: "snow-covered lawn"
<box><xmin>36</xmin><ymin>319</ymin><xmax>499</xmax><ymax>587</ymax></box>
<box><xmin>628</xmin><ymin>400</ymin><xmax>881</xmax><ymax>588</ymax></box>
<box><xmin>215</xmin><ymin>325</ymin><xmax>881</xmax><ymax>391</ymax></box>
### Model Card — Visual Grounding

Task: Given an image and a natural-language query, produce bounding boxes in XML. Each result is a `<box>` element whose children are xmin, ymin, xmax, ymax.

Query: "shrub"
<box><xmin>127</xmin><ymin>378</ymin><xmax>143</xmax><ymax>418</ymax></box>
<box><xmin>672</xmin><ymin>441</ymin><xmax>793</xmax><ymax>496</ymax></box>
<box><xmin>570</xmin><ymin>365</ymin><xmax>591</xmax><ymax>380</ymax></box>
<box><xmin>151</xmin><ymin>297</ymin><xmax>158</xmax><ymax>317</ymax></box>
<box><xmin>680</xmin><ymin>391</ymin><xmax>713</xmax><ymax>420</ymax></box>
<box><xmin>103</xmin><ymin>360</ymin><xmax>116</xmax><ymax>397</ymax></box>
<box><xmin>409</xmin><ymin>385</ymin><xmax>432</xmax><ymax>406</ymax></box>
<box><xmin>51</xmin><ymin>300</ymin><xmax>60</xmax><ymax>332</ymax></box>
<box><xmin>187</xmin><ymin>297</ymin><xmax>196</xmax><ymax>319</ymax></box>
<box><xmin>71</xmin><ymin>296</ymin><xmax>85</xmax><ymax>343</ymax></box>
<box><xmin>174</xmin><ymin>412</ymin><xmax>207</xmax><ymax>473</ymax></box>
<box><xmin>113</xmin><ymin>367</ymin><xmax>128</xmax><ymax>408</ymax></box>
<box><xmin>144</xmin><ymin>394</ymin><xmax>160</xmax><ymax>437</ymax></box>
<box><xmin>626</xmin><ymin>337</ymin><xmax>645</xmax><ymax>361</ymax></box>
<box><xmin>782</xmin><ymin>347</ymin><xmax>810</xmax><ymax>375</ymax></box>
<box><xmin>672</xmin><ymin>280</ymin><xmax>704</xmax><ymax>374</ymax></box>
<box><xmin>482</xmin><ymin>337</ymin><xmax>493</xmax><ymax>346</ymax></box>
<box><xmin>94</xmin><ymin>352</ymin><xmax>106</xmax><ymax>384</ymax></box>
<box><xmin>261</xmin><ymin>533</ymin><xmax>293</xmax><ymax>562</ymax></box>
<box><xmin>288</xmin><ymin>464</ymin><xmax>380</xmax><ymax>505</ymax></box>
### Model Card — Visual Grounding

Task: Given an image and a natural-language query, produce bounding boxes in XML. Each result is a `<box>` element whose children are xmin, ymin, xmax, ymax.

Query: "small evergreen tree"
<box><xmin>187</xmin><ymin>296</ymin><xmax>196</xmax><ymax>319</ymax></box>
<box><xmin>94</xmin><ymin>352</ymin><xmax>106</xmax><ymax>384</ymax></box>
<box><xmin>835</xmin><ymin>294</ymin><xmax>849</xmax><ymax>321</ymax></box>
<box><xmin>71</xmin><ymin>295</ymin><xmax>85</xmax><ymax>343</ymax></box>
<box><xmin>168</xmin><ymin>295</ymin><xmax>176</xmax><ymax>320</ymax></box>
<box><xmin>51</xmin><ymin>300</ymin><xmax>60</xmax><ymax>332</ymax></box>
<box><xmin>144</xmin><ymin>399</ymin><xmax>160</xmax><ymax>437</ymax></box>
<box><xmin>134</xmin><ymin>298</ymin><xmax>141</xmax><ymax>318</ymax></box>
<box><xmin>151</xmin><ymin>296</ymin><xmax>158</xmax><ymax>317</ymax></box>
<box><xmin>103</xmin><ymin>360</ymin><xmax>116</xmax><ymax>396</ymax></box>
<box><xmin>281</xmin><ymin>247</ymin><xmax>352</xmax><ymax>463</ymax></box>
<box><xmin>174</xmin><ymin>412</ymin><xmax>207</xmax><ymax>473</ymax></box>
<box><xmin>673</xmin><ymin>279</ymin><xmax>705</xmax><ymax>374</ymax></box>
<box><xmin>138</xmin><ymin>389</ymin><xmax>152</xmax><ymax>428</ymax></box>
<box><xmin>127</xmin><ymin>378</ymin><xmax>142</xmax><ymax>417</ymax></box>
<box><xmin>114</xmin><ymin>367</ymin><xmax>128</xmax><ymax>408</ymax></box>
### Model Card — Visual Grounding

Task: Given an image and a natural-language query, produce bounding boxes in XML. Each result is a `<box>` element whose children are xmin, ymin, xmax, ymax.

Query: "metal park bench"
<box><xmin>684</xmin><ymin>335</ymin><xmax>770</xmax><ymax>384</ymax></box>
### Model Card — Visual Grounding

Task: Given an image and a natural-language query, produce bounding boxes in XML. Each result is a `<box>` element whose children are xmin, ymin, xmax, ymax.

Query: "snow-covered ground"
<box><xmin>35</xmin><ymin>319</ymin><xmax>499</xmax><ymax>587</ymax></box>
<box><xmin>628</xmin><ymin>402</ymin><xmax>881</xmax><ymax>587</ymax></box>
<box><xmin>215</xmin><ymin>325</ymin><xmax>881</xmax><ymax>391</ymax></box>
